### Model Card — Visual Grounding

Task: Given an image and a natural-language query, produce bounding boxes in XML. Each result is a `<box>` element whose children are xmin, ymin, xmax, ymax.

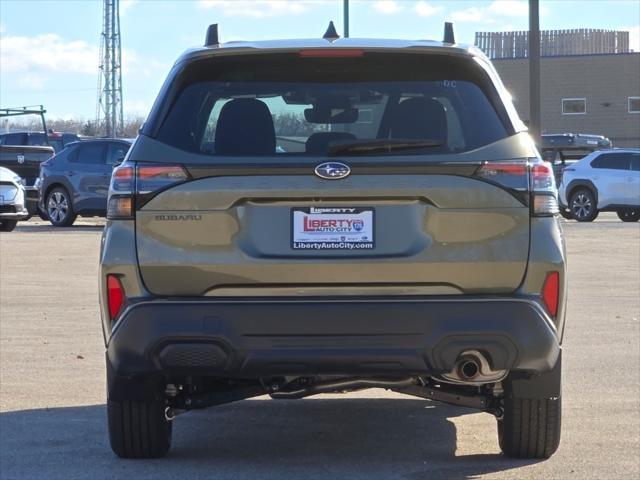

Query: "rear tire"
<box><xmin>107</xmin><ymin>399</ymin><xmax>172</xmax><ymax>458</ymax></box>
<box><xmin>569</xmin><ymin>188</ymin><xmax>598</xmax><ymax>222</ymax></box>
<box><xmin>498</xmin><ymin>396</ymin><xmax>561</xmax><ymax>459</ymax></box>
<box><xmin>0</xmin><ymin>220</ymin><xmax>18</xmax><ymax>232</ymax></box>
<box><xmin>617</xmin><ymin>208</ymin><xmax>640</xmax><ymax>222</ymax></box>
<box><xmin>46</xmin><ymin>187</ymin><xmax>77</xmax><ymax>227</ymax></box>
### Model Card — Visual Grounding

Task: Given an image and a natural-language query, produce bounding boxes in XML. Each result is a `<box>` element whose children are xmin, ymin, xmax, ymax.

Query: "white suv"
<box><xmin>559</xmin><ymin>148</ymin><xmax>640</xmax><ymax>222</ymax></box>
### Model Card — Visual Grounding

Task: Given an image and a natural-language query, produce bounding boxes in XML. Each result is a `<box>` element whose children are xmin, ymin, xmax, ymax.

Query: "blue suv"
<box><xmin>38</xmin><ymin>139</ymin><xmax>131</xmax><ymax>226</ymax></box>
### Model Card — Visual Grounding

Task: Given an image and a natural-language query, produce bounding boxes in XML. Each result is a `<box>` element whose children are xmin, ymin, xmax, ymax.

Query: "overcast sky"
<box><xmin>1</xmin><ymin>0</ymin><xmax>638</xmax><ymax>120</ymax></box>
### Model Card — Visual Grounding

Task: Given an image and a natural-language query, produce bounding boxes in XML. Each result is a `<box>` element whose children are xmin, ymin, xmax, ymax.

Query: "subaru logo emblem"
<box><xmin>17</xmin><ymin>154</ymin><xmax>25</xmax><ymax>164</ymax></box>
<box><xmin>314</xmin><ymin>162</ymin><xmax>351</xmax><ymax>180</ymax></box>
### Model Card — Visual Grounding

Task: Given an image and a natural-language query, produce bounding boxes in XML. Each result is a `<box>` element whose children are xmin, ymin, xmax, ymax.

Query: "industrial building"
<box><xmin>476</xmin><ymin>29</ymin><xmax>640</xmax><ymax>147</ymax></box>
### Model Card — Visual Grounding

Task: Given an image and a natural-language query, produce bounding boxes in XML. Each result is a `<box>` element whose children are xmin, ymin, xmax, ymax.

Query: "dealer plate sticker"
<box><xmin>291</xmin><ymin>207</ymin><xmax>374</xmax><ymax>250</ymax></box>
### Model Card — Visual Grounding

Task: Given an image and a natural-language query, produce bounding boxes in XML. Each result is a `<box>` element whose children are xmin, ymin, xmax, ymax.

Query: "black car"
<box><xmin>38</xmin><ymin>139</ymin><xmax>131</xmax><ymax>226</ymax></box>
<box><xmin>0</xmin><ymin>131</ymin><xmax>80</xmax><ymax>153</ymax></box>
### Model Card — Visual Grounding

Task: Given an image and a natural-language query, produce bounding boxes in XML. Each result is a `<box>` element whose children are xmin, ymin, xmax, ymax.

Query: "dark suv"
<box><xmin>38</xmin><ymin>139</ymin><xmax>131</xmax><ymax>226</ymax></box>
<box><xmin>100</xmin><ymin>25</ymin><xmax>566</xmax><ymax>460</ymax></box>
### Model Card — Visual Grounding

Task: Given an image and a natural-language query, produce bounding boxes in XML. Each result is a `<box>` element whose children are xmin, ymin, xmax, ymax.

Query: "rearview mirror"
<box><xmin>304</xmin><ymin>107</ymin><xmax>358</xmax><ymax>124</ymax></box>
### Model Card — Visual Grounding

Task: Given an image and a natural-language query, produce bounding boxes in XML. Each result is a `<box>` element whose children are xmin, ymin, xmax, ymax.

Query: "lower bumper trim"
<box><xmin>107</xmin><ymin>297</ymin><xmax>560</xmax><ymax>379</ymax></box>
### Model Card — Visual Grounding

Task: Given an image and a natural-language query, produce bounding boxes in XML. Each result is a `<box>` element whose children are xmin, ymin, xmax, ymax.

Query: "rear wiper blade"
<box><xmin>328</xmin><ymin>139</ymin><xmax>443</xmax><ymax>156</ymax></box>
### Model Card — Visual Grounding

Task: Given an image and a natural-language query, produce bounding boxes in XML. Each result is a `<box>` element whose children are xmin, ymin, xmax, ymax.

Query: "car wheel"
<box><xmin>617</xmin><ymin>208</ymin><xmax>640</xmax><ymax>222</ymax></box>
<box><xmin>108</xmin><ymin>399</ymin><xmax>173</xmax><ymax>458</ymax></box>
<box><xmin>0</xmin><ymin>220</ymin><xmax>18</xmax><ymax>232</ymax></box>
<box><xmin>46</xmin><ymin>187</ymin><xmax>77</xmax><ymax>227</ymax></box>
<box><xmin>569</xmin><ymin>188</ymin><xmax>598</xmax><ymax>222</ymax></box>
<box><xmin>498</xmin><ymin>396</ymin><xmax>561</xmax><ymax>459</ymax></box>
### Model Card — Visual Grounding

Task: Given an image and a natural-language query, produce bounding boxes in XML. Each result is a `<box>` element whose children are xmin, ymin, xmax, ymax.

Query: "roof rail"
<box><xmin>443</xmin><ymin>22</ymin><xmax>455</xmax><ymax>44</ymax></box>
<box><xmin>205</xmin><ymin>24</ymin><xmax>219</xmax><ymax>47</ymax></box>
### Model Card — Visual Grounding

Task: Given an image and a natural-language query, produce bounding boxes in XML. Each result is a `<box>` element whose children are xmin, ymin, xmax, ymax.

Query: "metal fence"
<box><xmin>475</xmin><ymin>29</ymin><xmax>631</xmax><ymax>59</ymax></box>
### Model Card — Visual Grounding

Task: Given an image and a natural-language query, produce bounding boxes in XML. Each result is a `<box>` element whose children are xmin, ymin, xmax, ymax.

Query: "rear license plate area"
<box><xmin>291</xmin><ymin>207</ymin><xmax>374</xmax><ymax>251</ymax></box>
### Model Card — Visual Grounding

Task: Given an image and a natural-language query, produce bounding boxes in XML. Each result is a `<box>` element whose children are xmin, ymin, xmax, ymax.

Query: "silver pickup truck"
<box><xmin>0</xmin><ymin>144</ymin><xmax>54</xmax><ymax>218</ymax></box>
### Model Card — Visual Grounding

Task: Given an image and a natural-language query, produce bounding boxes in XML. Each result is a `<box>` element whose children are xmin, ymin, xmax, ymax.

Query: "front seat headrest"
<box><xmin>390</xmin><ymin>97</ymin><xmax>448</xmax><ymax>144</ymax></box>
<box><xmin>214</xmin><ymin>99</ymin><xmax>276</xmax><ymax>155</ymax></box>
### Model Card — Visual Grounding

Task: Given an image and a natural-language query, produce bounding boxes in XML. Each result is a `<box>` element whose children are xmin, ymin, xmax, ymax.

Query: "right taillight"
<box><xmin>475</xmin><ymin>159</ymin><xmax>559</xmax><ymax>216</ymax></box>
<box><xmin>475</xmin><ymin>161</ymin><xmax>528</xmax><ymax>191</ymax></box>
<box><xmin>106</xmin><ymin>162</ymin><xmax>189</xmax><ymax>220</ymax></box>
<box><xmin>530</xmin><ymin>160</ymin><xmax>559</xmax><ymax>216</ymax></box>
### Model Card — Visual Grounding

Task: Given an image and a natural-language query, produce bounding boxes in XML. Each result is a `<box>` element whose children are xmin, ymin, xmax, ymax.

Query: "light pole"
<box><xmin>529</xmin><ymin>0</ymin><xmax>541</xmax><ymax>145</ymax></box>
<box><xmin>343</xmin><ymin>0</ymin><xmax>349</xmax><ymax>38</ymax></box>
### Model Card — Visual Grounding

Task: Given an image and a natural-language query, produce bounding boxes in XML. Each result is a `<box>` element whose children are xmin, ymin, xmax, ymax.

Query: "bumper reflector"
<box><xmin>107</xmin><ymin>275</ymin><xmax>125</xmax><ymax>321</ymax></box>
<box><xmin>542</xmin><ymin>272</ymin><xmax>559</xmax><ymax>317</ymax></box>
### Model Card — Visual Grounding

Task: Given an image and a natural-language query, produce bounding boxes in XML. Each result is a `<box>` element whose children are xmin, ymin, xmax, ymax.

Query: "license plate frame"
<box><xmin>291</xmin><ymin>207</ymin><xmax>375</xmax><ymax>251</ymax></box>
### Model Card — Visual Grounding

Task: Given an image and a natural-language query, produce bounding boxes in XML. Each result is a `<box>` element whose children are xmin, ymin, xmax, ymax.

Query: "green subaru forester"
<box><xmin>100</xmin><ymin>23</ymin><xmax>566</xmax><ymax>459</ymax></box>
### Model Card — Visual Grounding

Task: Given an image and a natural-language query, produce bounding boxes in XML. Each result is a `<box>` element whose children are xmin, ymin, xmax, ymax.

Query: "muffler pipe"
<box><xmin>441</xmin><ymin>350</ymin><xmax>508</xmax><ymax>385</ymax></box>
<box><xmin>456</xmin><ymin>357</ymin><xmax>481</xmax><ymax>380</ymax></box>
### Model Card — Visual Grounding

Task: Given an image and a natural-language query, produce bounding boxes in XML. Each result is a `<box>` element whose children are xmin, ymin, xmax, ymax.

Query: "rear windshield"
<box><xmin>152</xmin><ymin>53</ymin><xmax>511</xmax><ymax>157</ymax></box>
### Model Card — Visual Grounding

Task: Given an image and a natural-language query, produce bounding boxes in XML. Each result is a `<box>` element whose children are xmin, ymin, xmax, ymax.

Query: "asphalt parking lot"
<box><xmin>0</xmin><ymin>214</ymin><xmax>638</xmax><ymax>480</ymax></box>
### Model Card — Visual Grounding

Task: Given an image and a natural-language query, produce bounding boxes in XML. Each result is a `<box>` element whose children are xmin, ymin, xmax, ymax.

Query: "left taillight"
<box><xmin>107</xmin><ymin>163</ymin><xmax>135</xmax><ymax>219</ymax></box>
<box><xmin>106</xmin><ymin>274</ymin><xmax>125</xmax><ymax>321</ymax></box>
<box><xmin>106</xmin><ymin>162</ymin><xmax>189</xmax><ymax>220</ymax></box>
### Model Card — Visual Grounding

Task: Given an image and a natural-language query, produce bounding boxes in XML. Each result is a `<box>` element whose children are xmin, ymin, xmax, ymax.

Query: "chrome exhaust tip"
<box><xmin>457</xmin><ymin>357</ymin><xmax>481</xmax><ymax>380</ymax></box>
<box><xmin>441</xmin><ymin>350</ymin><xmax>508</xmax><ymax>385</ymax></box>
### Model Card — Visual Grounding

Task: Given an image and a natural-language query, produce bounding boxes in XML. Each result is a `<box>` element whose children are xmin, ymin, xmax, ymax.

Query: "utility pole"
<box><xmin>96</xmin><ymin>0</ymin><xmax>124</xmax><ymax>138</ymax></box>
<box><xmin>343</xmin><ymin>0</ymin><xmax>349</xmax><ymax>38</ymax></box>
<box><xmin>528</xmin><ymin>0</ymin><xmax>541</xmax><ymax>145</ymax></box>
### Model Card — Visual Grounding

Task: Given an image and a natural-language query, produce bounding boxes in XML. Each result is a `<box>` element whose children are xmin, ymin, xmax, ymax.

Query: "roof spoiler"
<box><xmin>205</xmin><ymin>24</ymin><xmax>219</xmax><ymax>47</ymax></box>
<box><xmin>203</xmin><ymin>22</ymin><xmax>456</xmax><ymax>47</ymax></box>
<box><xmin>443</xmin><ymin>22</ymin><xmax>455</xmax><ymax>44</ymax></box>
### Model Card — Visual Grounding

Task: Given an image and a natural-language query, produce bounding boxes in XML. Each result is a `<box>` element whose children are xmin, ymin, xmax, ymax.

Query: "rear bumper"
<box><xmin>107</xmin><ymin>297</ymin><xmax>560</xmax><ymax>381</ymax></box>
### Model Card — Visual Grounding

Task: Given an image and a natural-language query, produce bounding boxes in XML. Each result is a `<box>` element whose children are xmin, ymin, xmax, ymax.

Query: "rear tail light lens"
<box><xmin>137</xmin><ymin>165</ymin><xmax>188</xmax><ymax>194</ymax></box>
<box><xmin>106</xmin><ymin>162</ymin><xmax>189</xmax><ymax>220</ymax></box>
<box><xmin>475</xmin><ymin>160</ymin><xmax>559</xmax><ymax>216</ymax></box>
<box><xmin>106</xmin><ymin>275</ymin><xmax>125</xmax><ymax>321</ymax></box>
<box><xmin>107</xmin><ymin>164</ymin><xmax>135</xmax><ymax>219</ymax></box>
<box><xmin>530</xmin><ymin>160</ymin><xmax>559</xmax><ymax>216</ymax></box>
<box><xmin>107</xmin><ymin>197</ymin><xmax>133</xmax><ymax>218</ymax></box>
<box><xmin>542</xmin><ymin>271</ymin><xmax>560</xmax><ymax>317</ymax></box>
<box><xmin>475</xmin><ymin>161</ymin><xmax>528</xmax><ymax>191</ymax></box>
<box><xmin>533</xmin><ymin>194</ymin><xmax>559</xmax><ymax>214</ymax></box>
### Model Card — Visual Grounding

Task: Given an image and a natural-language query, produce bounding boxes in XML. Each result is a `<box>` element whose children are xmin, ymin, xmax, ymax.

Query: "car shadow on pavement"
<box><xmin>0</xmin><ymin>398</ymin><xmax>540</xmax><ymax>480</ymax></box>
